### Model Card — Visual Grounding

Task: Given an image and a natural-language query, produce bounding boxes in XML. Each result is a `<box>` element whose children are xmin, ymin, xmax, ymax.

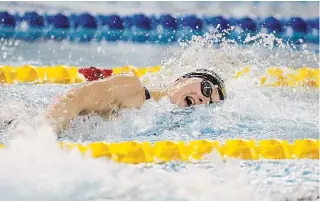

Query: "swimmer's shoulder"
<box><xmin>70</xmin><ymin>74</ymin><xmax>143</xmax><ymax>100</ymax></box>
<box><xmin>82</xmin><ymin>74</ymin><xmax>142</xmax><ymax>88</ymax></box>
<box><xmin>79</xmin><ymin>74</ymin><xmax>145</xmax><ymax>109</ymax></box>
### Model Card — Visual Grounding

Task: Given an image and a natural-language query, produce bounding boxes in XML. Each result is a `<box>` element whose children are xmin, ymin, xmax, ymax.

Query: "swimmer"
<box><xmin>45</xmin><ymin>68</ymin><xmax>226</xmax><ymax>134</ymax></box>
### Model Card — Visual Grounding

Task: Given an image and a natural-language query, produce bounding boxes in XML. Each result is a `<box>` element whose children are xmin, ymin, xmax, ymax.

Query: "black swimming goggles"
<box><xmin>200</xmin><ymin>80</ymin><xmax>214</xmax><ymax>104</ymax></box>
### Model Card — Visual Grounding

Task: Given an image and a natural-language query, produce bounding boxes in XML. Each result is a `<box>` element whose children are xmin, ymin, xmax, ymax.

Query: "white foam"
<box><xmin>0</xmin><ymin>122</ymin><xmax>271</xmax><ymax>201</ymax></box>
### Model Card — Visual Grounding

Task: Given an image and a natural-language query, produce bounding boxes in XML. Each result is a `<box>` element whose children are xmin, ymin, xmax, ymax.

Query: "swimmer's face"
<box><xmin>168</xmin><ymin>77</ymin><xmax>220</xmax><ymax>107</ymax></box>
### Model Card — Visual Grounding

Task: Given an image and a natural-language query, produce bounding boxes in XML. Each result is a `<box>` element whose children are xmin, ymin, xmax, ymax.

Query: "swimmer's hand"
<box><xmin>45</xmin><ymin>75</ymin><xmax>146</xmax><ymax>135</ymax></box>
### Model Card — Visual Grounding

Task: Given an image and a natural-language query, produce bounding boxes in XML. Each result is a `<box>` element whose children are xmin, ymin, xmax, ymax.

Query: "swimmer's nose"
<box><xmin>196</xmin><ymin>95</ymin><xmax>205</xmax><ymax>105</ymax></box>
<box><xmin>191</xmin><ymin>94</ymin><xmax>210</xmax><ymax>105</ymax></box>
<box><xmin>197</xmin><ymin>94</ymin><xmax>211</xmax><ymax>105</ymax></box>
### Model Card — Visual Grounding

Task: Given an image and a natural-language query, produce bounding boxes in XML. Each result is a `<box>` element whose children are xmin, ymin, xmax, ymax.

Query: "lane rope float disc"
<box><xmin>1</xmin><ymin>139</ymin><xmax>319</xmax><ymax>163</ymax></box>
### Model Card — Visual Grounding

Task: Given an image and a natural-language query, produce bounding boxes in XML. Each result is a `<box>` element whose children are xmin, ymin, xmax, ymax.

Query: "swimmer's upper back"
<box><xmin>45</xmin><ymin>75</ymin><xmax>146</xmax><ymax>134</ymax></box>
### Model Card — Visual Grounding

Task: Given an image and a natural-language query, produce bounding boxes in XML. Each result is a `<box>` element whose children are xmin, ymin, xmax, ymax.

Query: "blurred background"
<box><xmin>1</xmin><ymin>1</ymin><xmax>319</xmax><ymax>17</ymax></box>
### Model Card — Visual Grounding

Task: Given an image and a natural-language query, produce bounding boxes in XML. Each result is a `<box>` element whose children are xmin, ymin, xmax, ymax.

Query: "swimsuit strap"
<box><xmin>144</xmin><ymin>87</ymin><xmax>151</xmax><ymax>100</ymax></box>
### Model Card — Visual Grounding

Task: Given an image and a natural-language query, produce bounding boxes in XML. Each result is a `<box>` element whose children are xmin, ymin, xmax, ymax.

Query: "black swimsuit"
<box><xmin>144</xmin><ymin>87</ymin><xmax>151</xmax><ymax>100</ymax></box>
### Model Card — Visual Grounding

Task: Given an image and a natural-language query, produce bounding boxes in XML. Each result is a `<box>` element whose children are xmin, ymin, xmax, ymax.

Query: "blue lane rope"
<box><xmin>0</xmin><ymin>11</ymin><xmax>319</xmax><ymax>44</ymax></box>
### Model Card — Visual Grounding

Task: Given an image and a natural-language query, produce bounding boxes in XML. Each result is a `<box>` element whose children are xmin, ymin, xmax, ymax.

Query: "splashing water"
<box><xmin>0</xmin><ymin>31</ymin><xmax>319</xmax><ymax>200</ymax></box>
<box><xmin>0</xmin><ymin>122</ymin><xmax>272</xmax><ymax>201</ymax></box>
<box><xmin>146</xmin><ymin>32</ymin><xmax>318</xmax><ymax>86</ymax></box>
<box><xmin>1</xmin><ymin>122</ymin><xmax>318</xmax><ymax>201</ymax></box>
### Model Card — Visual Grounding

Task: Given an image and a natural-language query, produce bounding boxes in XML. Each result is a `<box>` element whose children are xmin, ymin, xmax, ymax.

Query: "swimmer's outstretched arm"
<box><xmin>45</xmin><ymin>75</ymin><xmax>146</xmax><ymax>134</ymax></box>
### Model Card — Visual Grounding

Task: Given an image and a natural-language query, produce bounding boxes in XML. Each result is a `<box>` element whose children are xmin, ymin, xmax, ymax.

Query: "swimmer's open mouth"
<box><xmin>185</xmin><ymin>96</ymin><xmax>193</xmax><ymax>107</ymax></box>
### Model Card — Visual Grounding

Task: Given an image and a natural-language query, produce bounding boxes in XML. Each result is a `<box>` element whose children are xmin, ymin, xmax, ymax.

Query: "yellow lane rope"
<box><xmin>1</xmin><ymin>139</ymin><xmax>318</xmax><ymax>163</ymax></box>
<box><xmin>0</xmin><ymin>65</ymin><xmax>319</xmax><ymax>88</ymax></box>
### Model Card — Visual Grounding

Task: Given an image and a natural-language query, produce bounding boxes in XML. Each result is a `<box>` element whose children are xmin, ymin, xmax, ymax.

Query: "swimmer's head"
<box><xmin>167</xmin><ymin>69</ymin><xmax>226</xmax><ymax>107</ymax></box>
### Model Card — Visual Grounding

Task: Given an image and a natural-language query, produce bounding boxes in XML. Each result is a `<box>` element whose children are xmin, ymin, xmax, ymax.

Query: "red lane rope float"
<box><xmin>78</xmin><ymin>67</ymin><xmax>113</xmax><ymax>81</ymax></box>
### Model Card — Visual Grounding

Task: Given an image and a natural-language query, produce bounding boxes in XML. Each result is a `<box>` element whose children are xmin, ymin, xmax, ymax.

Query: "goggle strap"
<box><xmin>217</xmin><ymin>87</ymin><xmax>224</xmax><ymax>101</ymax></box>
